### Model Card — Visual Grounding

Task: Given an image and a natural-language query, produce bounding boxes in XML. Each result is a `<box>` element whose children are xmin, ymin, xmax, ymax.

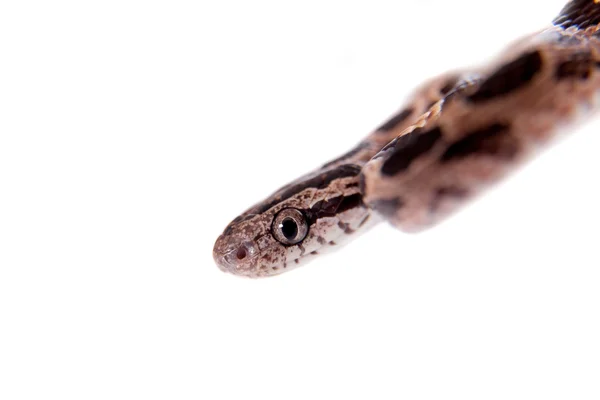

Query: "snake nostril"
<box><xmin>236</xmin><ymin>246</ymin><xmax>247</xmax><ymax>260</ymax></box>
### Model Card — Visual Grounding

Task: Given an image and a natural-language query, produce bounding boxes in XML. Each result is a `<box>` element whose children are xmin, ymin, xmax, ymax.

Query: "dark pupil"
<box><xmin>280</xmin><ymin>218</ymin><xmax>298</xmax><ymax>240</ymax></box>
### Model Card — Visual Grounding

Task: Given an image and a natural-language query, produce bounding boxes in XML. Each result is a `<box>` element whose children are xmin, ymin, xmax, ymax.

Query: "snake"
<box><xmin>213</xmin><ymin>0</ymin><xmax>600</xmax><ymax>278</ymax></box>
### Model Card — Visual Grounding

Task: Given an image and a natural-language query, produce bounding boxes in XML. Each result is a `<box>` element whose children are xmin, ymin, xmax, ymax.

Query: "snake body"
<box><xmin>214</xmin><ymin>0</ymin><xmax>600</xmax><ymax>277</ymax></box>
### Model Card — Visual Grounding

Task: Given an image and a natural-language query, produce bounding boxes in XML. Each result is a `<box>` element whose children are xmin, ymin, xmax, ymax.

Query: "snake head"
<box><xmin>213</xmin><ymin>210</ymin><xmax>287</xmax><ymax>277</ymax></box>
<box><xmin>213</xmin><ymin>164</ymin><xmax>374</xmax><ymax>278</ymax></box>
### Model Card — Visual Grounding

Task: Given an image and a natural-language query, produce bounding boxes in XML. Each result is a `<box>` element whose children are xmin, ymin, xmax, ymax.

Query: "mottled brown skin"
<box><xmin>214</xmin><ymin>73</ymin><xmax>454</xmax><ymax>277</ymax></box>
<box><xmin>215</xmin><ymin>0</ymin><xmax>600</xmax><ymax>277</ymax></box>
<box><xmin>362</xmin><ymin>22</ymin><xmax>600</xmax><ymax>232</ymax></box>
<box><xmin>213</xmin><ymin>165</ymin><xmax>374</xmax><ymax>277</ymax></box>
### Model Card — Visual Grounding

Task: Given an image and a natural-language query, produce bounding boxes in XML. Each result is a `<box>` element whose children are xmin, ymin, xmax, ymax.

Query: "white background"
<box><xmin>1</xmin><ymin>0</ymin><xmax>599</xmax><ymax>399</ymax></box>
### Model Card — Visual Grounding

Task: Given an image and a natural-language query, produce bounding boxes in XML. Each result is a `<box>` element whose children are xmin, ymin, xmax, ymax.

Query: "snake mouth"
<box><xmin>213</xmin><ymin>243</ymin><xmax>307</xmax><ymax>278</ymax></box>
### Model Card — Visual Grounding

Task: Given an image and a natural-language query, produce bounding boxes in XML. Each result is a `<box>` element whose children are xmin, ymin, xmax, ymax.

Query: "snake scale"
<box><xmin>214</xmin><ymin>0</ymin><xmax>600</xmax><ymax>277</ymax></box>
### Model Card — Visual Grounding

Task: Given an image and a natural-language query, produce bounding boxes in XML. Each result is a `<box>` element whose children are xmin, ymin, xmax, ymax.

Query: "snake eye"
<box><xmin>272</xmin><ymin>208</ymin><xmax>308</xmax><ymax>245</ymax></box>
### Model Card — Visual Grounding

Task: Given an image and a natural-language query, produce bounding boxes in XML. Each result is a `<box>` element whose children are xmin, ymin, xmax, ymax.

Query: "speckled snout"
<box><xmin>212</xmin><ymin>235</ymin><xmax>260</xmax><ymax>276</ymax></box>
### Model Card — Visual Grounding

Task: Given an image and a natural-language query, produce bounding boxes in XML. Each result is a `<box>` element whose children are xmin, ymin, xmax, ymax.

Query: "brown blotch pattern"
<box><xmin>337</xmin><ymin>221</ymin><xmax>355</xmax><ymax>234</ymax></box>
<box><xmin>358</xmin><ymin>173</ymin><xmax>367</xmax><ymax>195</ymax></box>
<box><xmin>467</xmin><ymin>51</ymin><xmax>543</xmax><ymax>103</ymax></box>
<box><xmin>441</xmin><ymin>124</ymin><xmax>517</xmax><ymax>162</ymax></box>
<box><xmin>556</xmin><ymin>52</ymin><xmax>595</xmax><ymax>80</ymax></box>
<box><xmin>298</xmin><ymin>244</ymin><xmax>306</xmax><ymax>256</ymax></box>
<box><xmin>380</xmin><ymin>127</ymin><xmax>443</xmax><ymax>176</ymax></box>
<box><xmin>306</xmin><ymin>193</ymin><xmax>364</xmax><ymax>226</ymax></box>
<box><xmin>370</xmin><ymin>197</ymin><xmax>404</xmax><ymax>220</ymax></box>
<box><xmin>250</xmin><ymin>164</ymin><xmax>362</xmax><ymax>217</ymax></box>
